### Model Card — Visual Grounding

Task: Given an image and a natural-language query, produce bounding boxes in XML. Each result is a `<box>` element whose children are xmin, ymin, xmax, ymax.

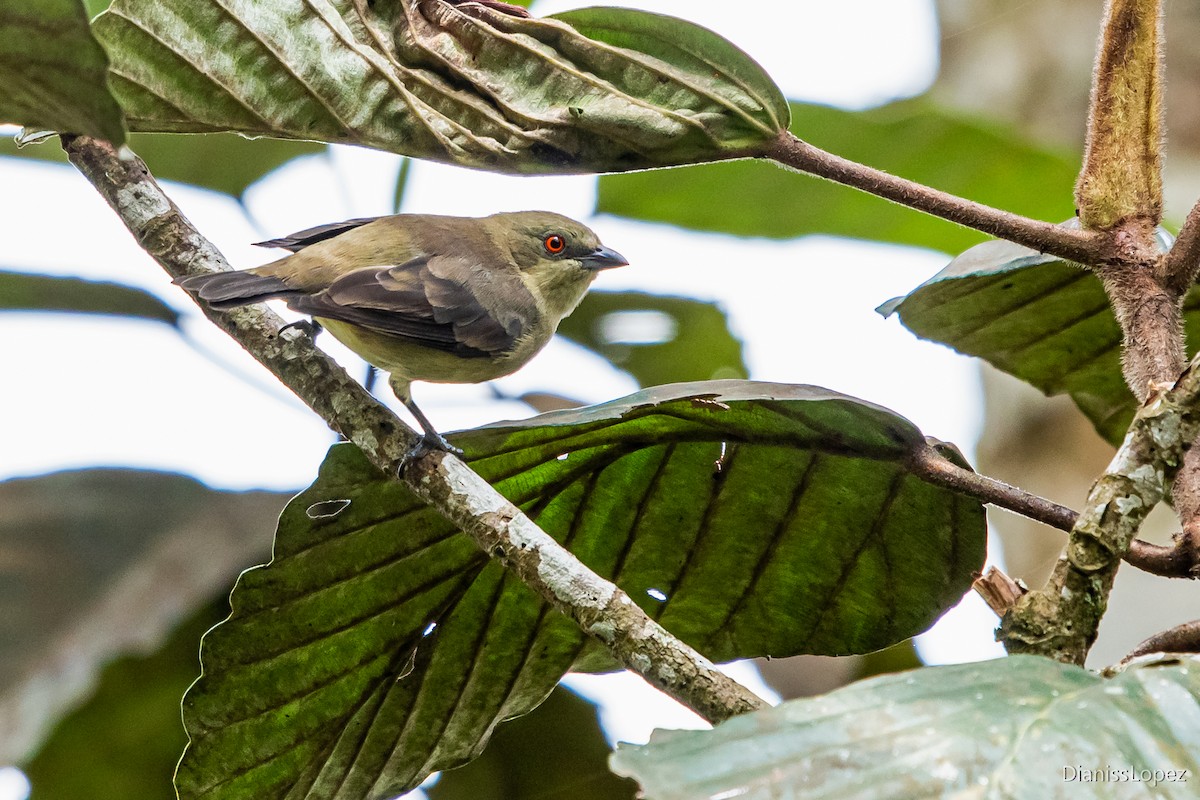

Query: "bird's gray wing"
<box><xmin>253</xmin><ymin>217</ymin><xmax>381</xmax><ymax>252</ymax></box>
<box><xmin>286</xmin><ymin>255</ymin><xmax>538</xmax><ymax>358</ymax></box>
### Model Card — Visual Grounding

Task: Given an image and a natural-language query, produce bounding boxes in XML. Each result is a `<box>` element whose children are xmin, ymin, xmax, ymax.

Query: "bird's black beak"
<box><xmin>580</xmin><ymin>245</ymin><xmax>629</xmax><ymax>270</ymax></box>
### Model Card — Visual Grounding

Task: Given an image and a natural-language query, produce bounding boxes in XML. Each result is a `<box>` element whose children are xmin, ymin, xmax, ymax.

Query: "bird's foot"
<box><xmin>401</xmin><ymin>430</ymin><xmax>464</xmax><ymax>470</ymax></box>
<box><xmin>278</xmin><ymin>318</ymin><xmax>322</xmax><ymax>339</ymax></box>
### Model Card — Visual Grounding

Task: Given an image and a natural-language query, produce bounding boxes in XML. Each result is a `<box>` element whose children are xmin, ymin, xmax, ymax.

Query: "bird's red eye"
<box><xmin>544</xmin><ymin>234</ymin><xmax>566</xmax><ymax>254</ymax></box>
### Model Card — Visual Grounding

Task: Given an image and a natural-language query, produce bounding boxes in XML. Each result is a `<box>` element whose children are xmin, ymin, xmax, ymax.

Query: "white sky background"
<box><xmin>1</xmin><ymin>1</ymin><xmax>1011</xmax><ymax>795</ymax></box>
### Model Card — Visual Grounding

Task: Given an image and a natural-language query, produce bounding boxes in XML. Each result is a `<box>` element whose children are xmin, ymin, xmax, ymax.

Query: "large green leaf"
<box><xmin>178</xmin><ymin>380</ymin><xmax>985</xmax><ymax>800</ymax></box>
<box><xmin>1</xmin><ymin>132</ymin><xmax>325</xmax><ymax>198</ymax></box>
<box><xmin>0</xmin><ymin>0</ymin><xmax>125</xmax><ymax>143</ymax></box>
<box><xmin>611</xmin><ymin>655</ymin><xmax>1200</xmax><ymax>799</ymax></box>
<box><xmin>878</xmin><ymin>226</ymin><xmax>1177</xmax><ymax>445</ymax></box>
<box><xmin>559</xmin><ymin>291</ymin><xmax>748</xmax><ymax>387</ymax></box>
<box><xmin>0</xmin><ymin>270</ymin><xmax>179</xmax><ymax>325</ymax></box>
<box><xmin>90</xmin><ymin>1</ymin><xmax>787</xmax><ymax>173</ymax></box>
<box><xmin>598</xmin><ymin>99</ymin><xmax>1079</xmax><ymax>253</ymax></box>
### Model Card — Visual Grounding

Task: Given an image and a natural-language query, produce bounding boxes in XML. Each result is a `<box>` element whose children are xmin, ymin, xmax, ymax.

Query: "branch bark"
<box><xmin>999</xmin><ymin>365</ymin><xmax>1200</xmax><ymax>663</ymax></box>
<box><xmin>62</xmin><ymin>135</ymin><xmax>766</xmax><ymax>723</ymax></box>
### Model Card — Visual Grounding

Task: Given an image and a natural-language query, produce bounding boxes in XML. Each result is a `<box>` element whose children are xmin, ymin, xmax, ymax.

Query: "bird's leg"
<box><xmin>278</xmin><ymin>317</ymin><xmax>323</xmax><ymax>339</ymax></box>
<box><xmin>389</xmin><ymin>375</ymin><xmax>463</xmax><ymax>461</ymax></box>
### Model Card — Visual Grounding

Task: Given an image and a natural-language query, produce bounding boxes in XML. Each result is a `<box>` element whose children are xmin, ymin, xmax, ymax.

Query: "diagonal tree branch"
<box><xmin>61</xmin><ymin>134</ymin><xmax>767</xmax><ymax>724</ymax></box>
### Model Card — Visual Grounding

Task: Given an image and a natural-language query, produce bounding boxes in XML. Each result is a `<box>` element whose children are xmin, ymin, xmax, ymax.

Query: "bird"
<box><xmin>176</xmin><ymin>211</ymin><xmax>628</xmax><ymax>456</ymax></box>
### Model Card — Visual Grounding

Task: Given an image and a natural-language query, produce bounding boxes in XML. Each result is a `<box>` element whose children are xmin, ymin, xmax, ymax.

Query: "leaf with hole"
<box><xmin>0</xmin><ymin>0</ymin><xmax>125</xmax><ymax>143</ymax></box>
<box><xmin>879</xmin><ymin>224</ymin><xmax>1176</xmax><ymax>445</ymax></box>
<box><xmin>90</xmin><ymin>0</ymin><xmax>788</xmax><ymax>173</ymax></box>
<box><xmin>177</xmin><ymin>380</ymin><xmax>984</xmax><ymax>799</ymax></box>
<box><xmin>611</xmin><ymin>655</ymin><xmax>1200</xmax><ymax>799</ymax></box>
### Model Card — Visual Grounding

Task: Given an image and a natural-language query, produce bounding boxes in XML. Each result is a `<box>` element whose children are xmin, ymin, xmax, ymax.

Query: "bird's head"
<box><xmin>486</xmin><ymin>210</ymin><xmax>628</xmax><ymax>320</ymax></box>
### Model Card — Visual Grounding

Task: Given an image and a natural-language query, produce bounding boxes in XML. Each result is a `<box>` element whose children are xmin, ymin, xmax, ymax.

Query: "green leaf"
<box><xmin>0</xmin><ymin>0</ymin><xmax>126</xmax><ymax>143</ymax></box>
<box><xmin>23</xmin><ymin>599</ymin><xmax>229</xmax><ymax>800</ymax></box>
<box><xmin>178</xmin><ymin>380</ymin><xmax>984</xmax><ymax>800</ymax></box>
<box><xmin>558</xmin><ymin>291</ymin><xmax>748</xmax><ymax>387</ymax></box>
<box><xmin>2</xmin><ymin>132</ymin><xmax>325</xmax><ymax>198</ymax></box>
<box><xmin>611</xmin><ymin>655</ymin><xmax>1200</xmax><ymax>799</ymax></box>
<box><xmin>0</xmin><ymin>270</ymin><xmax>179</xmax><ymax>325</ymax></box>
<box><xmin>90</xmin><ymin>1</ymin><xmax>787</xmax><ymax>173</ymax></box>
<box><xmin>879</xmin><ymin>225</ymin><xmax>1176</xmax><ymax>445</ymax></box>
<box><xmin>598</xmin><ymin>99</ymin><xmax>1079</xmax><ymax>252</ymax></box>
<box><xmin>427</xmin><ymin>686</ymin><xmax>637</xmax><ymax>800</ymax></box>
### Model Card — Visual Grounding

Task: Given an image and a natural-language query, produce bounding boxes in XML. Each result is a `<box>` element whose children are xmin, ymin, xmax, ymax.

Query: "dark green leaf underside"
<box><xmin>92</xmin><ymin>1</ymin><xmax>786</xmax><ymax>173</ymax></box>
<box><xmin>0</xmin><ymin>0</ymin><xmax>125</xmax><ymax>143</ymax></box>
<box><xmin>427</xmin><ymin>686</ymin><xmax>637</xmax><ymax>800</ymax></box>
<box><xmin>612</xmin><ymin>655</ymin><xmax>1200</xmax><ymax>799</ymax></box>
<box><xmin>880</xmin><ymin>229</ymin><xmax>1176</xmax><ymax>445</ymax></box>
<box><xmin>597</xmin><ymin>98</ymin><xmax>1078</xmax><ymax>253</ymax></box>
<box><xmin>0</xmin><ymin>270</ymin><xmax>179</xmax><ymax>325</ymax></box>
<box><xmin>178</xmin><ymin>381</ymin><xmax>984</xmax><ymax>800</ymax></box>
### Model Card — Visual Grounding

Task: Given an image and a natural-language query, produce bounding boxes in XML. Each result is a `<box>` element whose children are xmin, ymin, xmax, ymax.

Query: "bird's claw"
<box><xmin>278</xmin><ymin>318</ymin><xmax>322</xmax><ymax>339</ymax></box>
<box><xmin>400</xmin><ymin>430</ymin><xmax>463</xmax><ymax>470</ymax></box>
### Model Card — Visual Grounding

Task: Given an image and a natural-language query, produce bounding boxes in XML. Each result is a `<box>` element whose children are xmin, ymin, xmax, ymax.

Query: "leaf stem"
<box><xmin>764</xmin><ymin>132</ymin><xmax>1108</xmax><ymax>264</ymax></box>
<box><xmin>909</xmin><ymin>444</ymin><xmax>1077</xmax><ymax>531</ymax></box>
<box><xmin>911</xmin><ymin>444</ymin><xmax>1198</xmax><ymax>579</ymax></box>
<box><xmin>61</xmin><ymin>134</ymin><xmax>766</xmax><ymax>724</ymax></box>
<box><xmin>1114</xmin><ymin>619</ymin><xmax>1200</xmax><ymax>668</ymax></box>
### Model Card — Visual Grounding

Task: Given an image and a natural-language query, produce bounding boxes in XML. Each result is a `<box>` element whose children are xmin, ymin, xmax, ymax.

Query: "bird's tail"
<box><xmin>175</xmin><ymin>270</ymin><xmax>298</xmax><ymax>310</ymax></box>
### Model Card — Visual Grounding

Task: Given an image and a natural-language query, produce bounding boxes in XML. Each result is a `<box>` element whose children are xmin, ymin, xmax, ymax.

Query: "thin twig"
<box><xmin>765</xmin><ymin>132</ymin><xmax>1110</xmax><ymax>265</ymax></box>
<box><xmin>62</xmin><ymin>135</ymin><xmax>767</xmax><ymax>723</ymax></box>
<box><xmin>909</xmin><ymin>443</ymin><xmax>1198</xmax><ymax>578</ymax></box>
<box><xmin>1116</xmin><ymin>619</ymin><xmax>1200</xmax><ymax>667</ymax></box>
<box><xmin>909</xmin><ymin>443</ymin><xmax>1078</xmax><ymax>531</ymax></box>
<box><xmin>1161</xmin><ymin>198</ymin><xmax>1200</xmax><ymax>296</ymax></box>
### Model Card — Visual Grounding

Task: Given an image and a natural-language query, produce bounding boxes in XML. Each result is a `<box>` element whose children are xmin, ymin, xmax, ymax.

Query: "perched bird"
<box><xmin>177</xmin><ymin>211</ymin><xmax>627</xmax><ymax>455</ymax></box>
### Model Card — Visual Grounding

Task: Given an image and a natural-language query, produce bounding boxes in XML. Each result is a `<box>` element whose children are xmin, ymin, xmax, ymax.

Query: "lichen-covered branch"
<box><xmin>999</xmin><ymin>361</ymin><xmax>1200</xmax><ymax>663</ymax></box>
<box><xmin>62</xmin><ymin>134</ymin><xmax>766</xmax><ymax>723</ymax></box>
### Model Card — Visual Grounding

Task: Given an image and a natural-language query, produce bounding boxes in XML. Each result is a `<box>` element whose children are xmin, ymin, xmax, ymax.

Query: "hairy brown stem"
<box><xmin>1099</xmin><ymin>257</ymin><xmax>1186</xmax><ymax>401</ymax></box>
<box><xmin>765</xmin><ymin>132</ymin><xmax>1109</xmax><ymax>265</ymax></box>
<box><xmin>1160</xmin><ymin>199</ymin><xmax>1200</xmax><ymax>295</ymax></box>
<box><xmin>62</xmin><ymin>135</ymin><xmax>766</xmax><ymax>724</ymax></box>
